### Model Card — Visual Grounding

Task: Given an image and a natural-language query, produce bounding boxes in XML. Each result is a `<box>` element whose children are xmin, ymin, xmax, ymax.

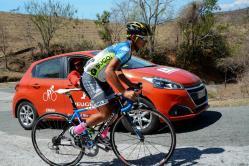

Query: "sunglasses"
<box><xmin>137</xmin><ymin>35</ymin><xmax>149</xmax><ymax>42</ymax></box>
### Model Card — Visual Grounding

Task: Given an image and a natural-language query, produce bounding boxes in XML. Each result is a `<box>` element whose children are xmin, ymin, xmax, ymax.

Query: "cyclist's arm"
<box><xmin>105</xmin><ymin>58</ymin><xmax>126</xmax><ymax>93</ymax></box>
<box><xmin>115</xmin><ymin>70</ymin><xmax>135</xmax><ymax>88</ymax></box>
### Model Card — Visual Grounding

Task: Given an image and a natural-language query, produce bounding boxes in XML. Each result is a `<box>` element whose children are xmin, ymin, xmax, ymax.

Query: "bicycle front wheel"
<box><xmin>31</xmin><ymin>113</ymin><xmax>84</xmax><ymax>166</ymax></box>
<box><xmin>111</xmin><ymin>110</ymin><xmax>176</xmax><ymax>166</ymax></box>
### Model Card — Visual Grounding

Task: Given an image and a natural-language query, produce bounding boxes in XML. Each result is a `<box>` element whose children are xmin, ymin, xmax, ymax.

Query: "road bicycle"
<box><xmin>31</xmin><ymin>83</ymin><xmax>176</xmax><ymax>166</ymax></box>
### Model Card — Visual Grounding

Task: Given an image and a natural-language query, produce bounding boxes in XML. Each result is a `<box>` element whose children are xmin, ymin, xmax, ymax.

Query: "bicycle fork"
<box><xmin>124</xmin><ymin>114</ymin><xmax>144</xmax><ymax>141</ymax></box>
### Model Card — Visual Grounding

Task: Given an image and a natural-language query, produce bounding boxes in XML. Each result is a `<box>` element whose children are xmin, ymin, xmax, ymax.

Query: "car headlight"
<box><xmin>143</xmin><ymin>77</ymin><xmax>184</xmax><ymax>89</ymax></box>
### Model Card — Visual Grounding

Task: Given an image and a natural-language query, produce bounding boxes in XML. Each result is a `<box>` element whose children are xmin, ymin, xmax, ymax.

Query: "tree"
<box><xmin>95</xmin><ymin>11</ymin><xmax>113</xmax><ymax>46</ymax></box>
<box><xmin>112</xmin><ymin>0</ymin><xmax>174</xmax><ymax>55</ymax></box>
<box><xmin>111</xmin><ymin>0</ymin><xmax>141</xmax><ymax>24</ymax></box>
<box><xmin>0</xmin><ymin>22</ymin><xmax>10</xmax><ymax>71</ymax></box>
<box><xmin>176</xmin><ymin>0</ymin><xmax>229</xmax><ymax>70</ymax></box>
<box><xmin>25</xmin><ymin>0</ymin><xmax>76</xmax><ymax>53</ymax></box>
<box><xmin>178</xmin><ymin>0</ymin><xmax>219</xmax><ymax>47</ymax></box>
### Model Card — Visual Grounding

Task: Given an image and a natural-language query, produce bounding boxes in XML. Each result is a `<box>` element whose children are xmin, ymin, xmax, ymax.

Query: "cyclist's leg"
<box><xmin>74</xmin><ymin>72</ymin><xmax>116</xmax><ymax>135</ymax></box>
<box><xmin>85</xmin><ymin>103</ymin><xmax>113</xmax><ymax>126</ymax></box>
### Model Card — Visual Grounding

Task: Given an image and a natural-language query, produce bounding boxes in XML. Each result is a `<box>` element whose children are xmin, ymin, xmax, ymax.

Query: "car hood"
<box><xmin>124</xmin><ymin>65</ymin><xmax>201</xmax><ymax>86</ymax></box>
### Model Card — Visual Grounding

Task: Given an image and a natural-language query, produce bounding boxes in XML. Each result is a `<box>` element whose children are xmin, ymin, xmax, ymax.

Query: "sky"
<box><xmin>0</xmin><ymin>0</ymin><xmax>249</xmax><ymax>20</ymax></box>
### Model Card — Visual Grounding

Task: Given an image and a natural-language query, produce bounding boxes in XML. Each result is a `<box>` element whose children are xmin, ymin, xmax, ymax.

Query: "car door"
<box><xmin>30</xmin><ymin>57</ymin><xmax>69</xmax><ymax>115</ymax></box>
<box><xmin>63</xmin><ymin>55</ymin><xmax>97</xmax><ymax>117</ymax></box>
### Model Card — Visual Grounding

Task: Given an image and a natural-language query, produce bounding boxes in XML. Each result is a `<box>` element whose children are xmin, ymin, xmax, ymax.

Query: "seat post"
<box><xmin>66</xmin><ymin>93</ymin><xmax>78</xmax><ymax>110</ymax></box>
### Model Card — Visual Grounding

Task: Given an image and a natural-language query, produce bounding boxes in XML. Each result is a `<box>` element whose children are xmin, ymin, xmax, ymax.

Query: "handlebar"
<box><xmin>116</xmin><ymin>82</ymin><xmax>143</xmax><ymax>113</ymax></box>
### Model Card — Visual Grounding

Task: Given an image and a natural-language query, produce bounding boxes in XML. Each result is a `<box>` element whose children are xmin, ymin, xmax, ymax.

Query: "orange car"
<box><xmin>12</xmin><ymin>51</ymin><xmax>209</xmax><ymax>131</ymax></box>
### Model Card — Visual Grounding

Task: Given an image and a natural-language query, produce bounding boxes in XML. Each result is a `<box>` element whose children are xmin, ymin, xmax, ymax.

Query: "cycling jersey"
<box><xmin>84</xmin><ymin>40</ymin><xmax>132</xmax><ymax>82</ymax></box>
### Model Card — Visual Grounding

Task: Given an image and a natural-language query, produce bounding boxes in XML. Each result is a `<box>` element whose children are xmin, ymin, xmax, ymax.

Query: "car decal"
<box><xmin>76</xmin><ymin>102</ymin><xmax>91</xmax><ymax>107</ymax></box>
<box><xmin>43</xmin><ymin>85</ymin><xmax>57</xmax><ymax>102</ymax></box>
<box><xmin>81</xmin><ymin>92</ymin><xmax>87</xmax><ymax>100</ymax></box>
<box><xmin>46</xmin><ymin>108</ymin><xmax>56</xmax><ymax>112</ymax></box>
<box><xmin>157</xmin><ymin>67</ymin><xmax>180</xmax><ymax>74</ymax></box>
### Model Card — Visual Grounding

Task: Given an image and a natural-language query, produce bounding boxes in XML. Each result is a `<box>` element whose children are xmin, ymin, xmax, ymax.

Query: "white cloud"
<box><xmin>219</xmin><ymin>0</ymin><xmax>249</xmax><ymax>11</ymax></box>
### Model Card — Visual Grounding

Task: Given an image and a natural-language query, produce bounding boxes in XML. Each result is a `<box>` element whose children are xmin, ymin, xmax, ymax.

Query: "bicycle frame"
<box><xmin>65</xmin><ymin>91</ymin><xmax>143</xmax><ymax>142</ymax></box>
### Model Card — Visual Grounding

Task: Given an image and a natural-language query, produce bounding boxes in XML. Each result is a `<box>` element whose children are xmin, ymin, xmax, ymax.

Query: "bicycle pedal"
<box><xmin>105</xmin><ymin>146</ymin><xmax>112</xmax><ymax>151</ymax></box>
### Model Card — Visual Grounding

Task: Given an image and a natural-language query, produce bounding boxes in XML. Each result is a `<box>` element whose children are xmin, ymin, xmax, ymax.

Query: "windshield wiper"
<box><xmin>145</xmin><ymin>65</ymin><xmax>157</xmax><ymax>67</ymax></box>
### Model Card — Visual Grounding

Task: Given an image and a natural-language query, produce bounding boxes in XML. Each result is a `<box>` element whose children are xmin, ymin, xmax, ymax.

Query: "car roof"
<box><xmin>32</xmin><ymin>50</ymin><xmax>100</xmax><ymax>65</ymax></box>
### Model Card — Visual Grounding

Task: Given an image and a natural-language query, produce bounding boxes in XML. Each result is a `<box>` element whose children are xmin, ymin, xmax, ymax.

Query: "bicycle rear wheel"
<box><xmin>31</xmin><ymin>113</ymin><xmax>84</xmax><ymax>166</ymax></box>
<box><xmin>111</xmin><ymin>110</ymin><xmax>176</xmax><ymax>166</ymax></box>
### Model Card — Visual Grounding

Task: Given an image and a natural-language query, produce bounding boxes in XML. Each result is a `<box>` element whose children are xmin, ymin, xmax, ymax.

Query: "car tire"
<box><xmin>121</xmin><ymin>98</ymin><xmax>159</xmax><ymax>134</ymax></box>
<box><xmin>17</xmin><ymin>101</ymin><xmax>38</xmax><ymax>130</ymax></box>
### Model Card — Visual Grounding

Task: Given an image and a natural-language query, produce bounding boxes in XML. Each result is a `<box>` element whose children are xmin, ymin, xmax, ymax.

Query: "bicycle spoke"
<box><xmin>144</xmin><ymin>139</ymin><xmax>169</xmax><ymax>147</ymax></box>
<box><xmin>32</xmin><ymin>113</ymin><xmax>84</xmax><ymax>166</ymax></box>
<box><xmin>146</xmin><ymin>140</ymin><xmax>163</xmax><ymax>154</ymax></box>
<box><xmin>126</xmin><ymin>141</ymin><xmax>141</xmax><ymax>159</ymax></box>
<box><xmin>144</xmin><ymin>142</ymin><xmax>153</xmax><ymax>156</ymax></box>
<box><xmin>112</xmin><ymin>110</ymin><xmax>176</xmax><ymax>165</ymax></box>
<box><xmin>143</xmin><ymin>142</ymin><xmax>146</xmax><ymax>157</ymax></box>
<box><xmin>136</xmin><ymin>142</ymin><xmax>142</xmax><ymax>160</ymax></box>
<box><xmin>119</xmin><ymin>141</ymin><xmax>140</xmax><ymax>152</ymax></box>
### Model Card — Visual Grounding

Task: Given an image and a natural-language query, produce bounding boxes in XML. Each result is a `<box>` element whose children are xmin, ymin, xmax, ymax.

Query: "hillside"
<box><xmin>0</xmin><ymin>8</ymin><xmax>248</xmax><ymax>75</ymax></box>
<box><xmin>156</xmin><ymin>7</ymin><xmax>249</xmax><ymax>51</ymax></box>
<box><xmin>0</xmin><ymin>11</ymin><xmax>102</xmax><ymax>52</ymax></box>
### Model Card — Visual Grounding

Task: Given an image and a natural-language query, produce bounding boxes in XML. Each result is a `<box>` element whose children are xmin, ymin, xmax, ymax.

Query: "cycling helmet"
<box><xmin>126</xmin><ymin>21</ymin><xmax>152</xmax><ymax>37</ymax></box>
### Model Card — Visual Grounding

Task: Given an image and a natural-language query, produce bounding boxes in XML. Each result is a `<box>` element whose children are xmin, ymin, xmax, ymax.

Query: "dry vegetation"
<box><xmin>0</xmin><ymin>8</ymin><xmax>247</xmax><ymax>68</ymax></box>
<box><xmin>207</xmin><ymin>73</ymin><xmax>249</xmax><ymax>107</ymax></box>
<box><xmin>0</xmin><ymin>12</ymin><xmax>103</xmax><ymax>52</ymax></box>
<box><xmin>0</xmin><ymin>7</ymin><xmax>248</xmax><ymax>106</ymax></box>
<box><xmin>0</xmin><ymin>70</ymin><xmax>23</xmax><ymax>82</ymax></box>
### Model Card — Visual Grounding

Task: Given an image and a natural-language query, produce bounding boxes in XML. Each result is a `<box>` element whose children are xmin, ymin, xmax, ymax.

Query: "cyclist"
<box><xmin>69</xmin><ymin>21</ymin><xmax>151</xmax><ymax>143</ymax></box>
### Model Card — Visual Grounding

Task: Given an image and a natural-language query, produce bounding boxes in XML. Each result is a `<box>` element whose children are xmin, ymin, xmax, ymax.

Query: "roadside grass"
<box><xmin>209</xmin><ymin>98</ymin><xmax>249</xmax><ymax>107</ymax></box>
<box><xmin>207</xmin><ymin>83</ymin><xmax>249</xmax><ymax>107</ymax></box>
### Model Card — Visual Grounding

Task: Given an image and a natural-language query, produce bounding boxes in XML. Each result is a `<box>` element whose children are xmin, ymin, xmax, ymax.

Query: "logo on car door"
<box><xmin>43</xmin><ymin>85</ymin><xmax>57</xmax><ymax>102</ymax></box>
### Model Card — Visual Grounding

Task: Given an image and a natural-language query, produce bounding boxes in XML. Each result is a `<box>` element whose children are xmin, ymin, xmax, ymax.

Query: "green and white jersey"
<box><xmin>84</xmin><ymin>40</ymin><xmax>132</xmax><ymax>82</ymax></box>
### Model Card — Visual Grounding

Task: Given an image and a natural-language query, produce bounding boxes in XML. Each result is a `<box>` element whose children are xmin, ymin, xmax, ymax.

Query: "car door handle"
<box><xmin>32</xmin><ymin>83</ymin><xmax>40</xmax><ymax>89</ymax></box>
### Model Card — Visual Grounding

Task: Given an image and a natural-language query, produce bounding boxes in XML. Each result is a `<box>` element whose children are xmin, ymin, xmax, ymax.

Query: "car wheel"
<box><xmin>121</xmin><ymin>98</ymin><xmax>159</xmax><ymax>134</ymax></box>
<box><xmin>17</xmin><ymin>101</ymin><xmax>38</xmax><ymax>130</ymax></box>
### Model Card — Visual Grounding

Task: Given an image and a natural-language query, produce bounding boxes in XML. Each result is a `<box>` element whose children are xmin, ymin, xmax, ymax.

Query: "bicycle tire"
<box><xmin>31</xmin><ymin>112</ymin><xmax>84</xmax><ymax>166</ymax></box>
<box><xmin>111</xmin><ymin>110</ymin><xmax>176</xmax><ymax>166</ymax></box>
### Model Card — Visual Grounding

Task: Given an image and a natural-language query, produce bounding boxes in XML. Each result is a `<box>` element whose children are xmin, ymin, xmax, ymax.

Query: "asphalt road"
<box><xmin>0</xmin><ymin>87</ymin><xmax>249</xmax><ymax>165</ymax></box>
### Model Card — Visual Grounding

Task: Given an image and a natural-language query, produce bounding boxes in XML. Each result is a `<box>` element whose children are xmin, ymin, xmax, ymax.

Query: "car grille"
<box><xmin>185</xmin><ymin>83</ymin><xmax>208</xmax><ymax>107</ymax></box>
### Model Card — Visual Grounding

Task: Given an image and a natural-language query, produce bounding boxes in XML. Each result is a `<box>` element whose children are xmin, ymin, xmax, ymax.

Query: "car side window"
<box><xmin>33</xmin><ymin>58</ymin><xmax>63</xmax><ymax>78</ymax></box>
<box><xmin>68</xmin><ymin>56</ymin><xmax>90</xmax><ymax>73</ymax></box>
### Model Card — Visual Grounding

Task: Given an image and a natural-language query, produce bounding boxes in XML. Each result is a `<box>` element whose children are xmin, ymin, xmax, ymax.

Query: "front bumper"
<box><xmin>168</xmin><ymin>83</ymin><xmax>209</xmax><ymax>121</ymax></box>
<box><xmin>169</xmin><ymin>103</ymin><xmax>209</xmax><ymax>121</ymax></box>
<box><xmin>143</xmin><ymin>82</ymin><xmax>209</xmax><ymax>121</ymax></box>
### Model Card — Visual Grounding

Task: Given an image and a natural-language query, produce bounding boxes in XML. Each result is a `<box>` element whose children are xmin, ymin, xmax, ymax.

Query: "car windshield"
<box><xmin>122</xmin><ymin>56</ymin><xmax>156</xmax><ymax>69</ymax></box>
<box><xmin>91</xmin><ymin>51</ymin><xmax>156</xmax><ymax>69</ymax></box>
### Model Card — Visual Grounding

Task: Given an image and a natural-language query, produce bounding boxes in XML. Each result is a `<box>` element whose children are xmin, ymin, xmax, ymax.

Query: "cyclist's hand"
<box><xmin>123</xmin><ymin>90</ymin><xmax>137</xmax><ymax>101</ymax></box>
